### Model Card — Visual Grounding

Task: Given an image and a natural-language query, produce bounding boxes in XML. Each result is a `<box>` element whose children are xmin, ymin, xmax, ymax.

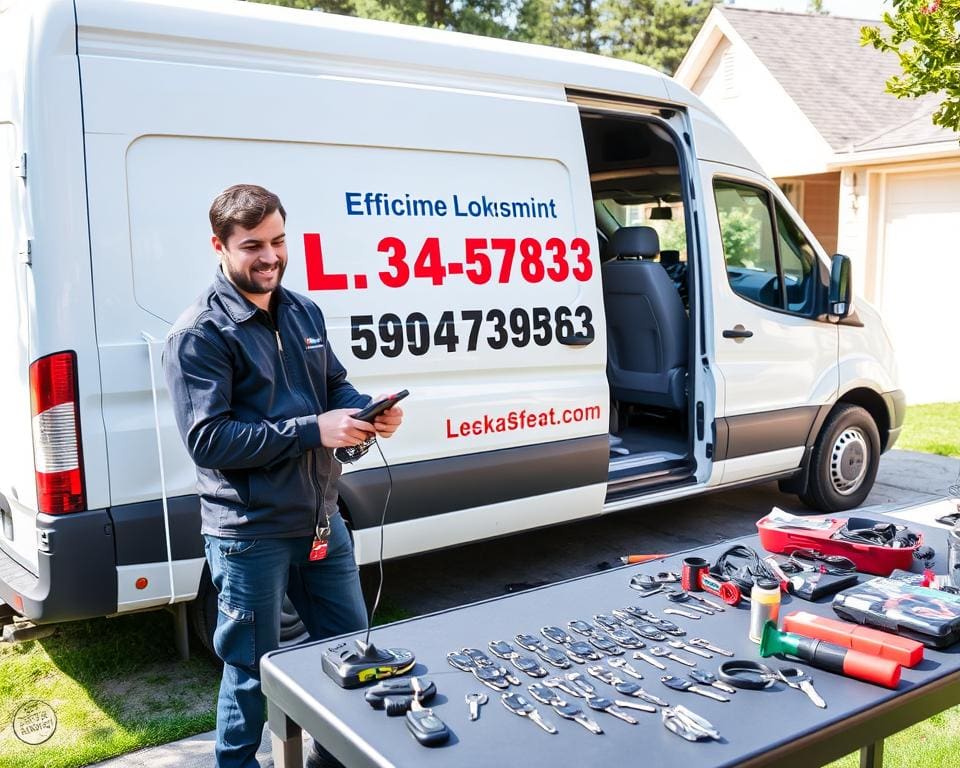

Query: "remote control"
<box><xmin>405</xmin><ymin>708</ymin><xmax>450</xmax><ymax>746</ymax></box>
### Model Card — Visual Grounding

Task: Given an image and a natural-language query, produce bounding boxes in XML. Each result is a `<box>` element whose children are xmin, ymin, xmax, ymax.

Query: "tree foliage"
<box><xmin>248</xmin><ymin>0</ymin><xmax>712</xmax><ymax>75</ymax></box>
<box><xmin>861</xmin><ymin>0</ymin><xmax>960</xmax><ymax>133</ymax></box>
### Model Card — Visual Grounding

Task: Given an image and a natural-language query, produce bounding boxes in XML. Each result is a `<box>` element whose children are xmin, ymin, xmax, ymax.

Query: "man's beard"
<box><xmin>225</xmin><ymin>259</ymin><xmax>286</xmax><ymax>295</ymax></box>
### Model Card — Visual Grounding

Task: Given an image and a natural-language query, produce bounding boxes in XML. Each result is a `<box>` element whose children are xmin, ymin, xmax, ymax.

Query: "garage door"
<box><xmin>881</xmin><ymin>170</ymin><xmax>960</xmax><ymax>404</ymax></box>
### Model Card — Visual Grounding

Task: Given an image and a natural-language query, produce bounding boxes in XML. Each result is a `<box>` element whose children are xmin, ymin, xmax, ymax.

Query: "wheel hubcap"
<box><xmin>830</xmin><ymin>428</ymin><xmax>868</xmax><ymax>495</ymax></box>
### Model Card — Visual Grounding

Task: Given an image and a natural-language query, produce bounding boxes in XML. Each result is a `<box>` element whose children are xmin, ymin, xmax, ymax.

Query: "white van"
<box><xmin>0</xmin><ymin>0</ymin><xmax>903</xmax><ymax>647</ymax></box>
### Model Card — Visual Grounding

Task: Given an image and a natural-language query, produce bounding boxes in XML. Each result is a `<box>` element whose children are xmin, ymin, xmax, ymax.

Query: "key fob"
<box><xmin>405</xmin><ymin>708</ymin><xmax>450</xmax><ymax>746</ymax></box>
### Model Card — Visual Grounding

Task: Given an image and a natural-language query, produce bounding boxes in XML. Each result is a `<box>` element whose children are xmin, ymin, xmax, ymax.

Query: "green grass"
<box><xmin>0</xmin><ymin>611</ymin><xmax>219</xmax><ymax>768</ymax></box>
<box><xmin>0</xmin><ymin>599</ymin><xmax>410</xmax><ymax>768</ymax></box>
<box><xmin>826</xmin><ymin>705</ymin><xmax>960</xmax><ymax>768</ymax></box>
<box><xmin>897</xmin><ymin>402</ymin><xmax>960</xmax><ymax>458</ymax></box>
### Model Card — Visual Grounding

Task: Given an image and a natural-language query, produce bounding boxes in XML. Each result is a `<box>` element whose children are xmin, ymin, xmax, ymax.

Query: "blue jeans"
<box><xmin>204</xmin><ymin>513</ymin><xmax>368</xmax><ymax>768</ymax></box>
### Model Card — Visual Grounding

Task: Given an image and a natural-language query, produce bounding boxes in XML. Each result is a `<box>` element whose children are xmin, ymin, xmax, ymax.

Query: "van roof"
<box><xmin>73</xmin><ymin>0</ymin><xmax>688</xmax><ymax>105</ymax></box>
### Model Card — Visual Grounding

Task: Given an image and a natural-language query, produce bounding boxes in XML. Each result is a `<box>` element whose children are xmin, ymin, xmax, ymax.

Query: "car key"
<box><xmin>663</xmin><ymin>607</ymin><xmax>700</xmax><ymax>621</ymax></box>
<box><xmin>566</xmin><ymin>640</ymin><xmax>601</xmax><ymax>662</ymax></box>
<box><xmin>588</xmin><ymin>633</ymin><xmax>624</xmax><ymax>655</ymax></box>
<box><xmin>585</xmin><ymin>695</ymin><xmax>638</xmax><ymax>724</ymax></box>
<box><xmin>607</xmin><ymin>658</ymin><xmax>644</xmax><ymax>680</ymax></box>
<box><xmin>501</xmin><ymin>692</ymin><xmax>557</xmax><ymax>734</ymax></box>
<box><xmin>688</xmin><ymin>668</ymin><xmax>737</xmax><ymax>695</ymax></box>
<box><xmin>551</xmin><ymin>701</ymin><xmax>604</xmax><ymax>734</ymax></box>
<box><xmin>660</xmin><ymin>675</ymin><xmax>730</xmax><ymax>702</ymax></box>
<box><xmin>593</xmin><ymin>614</ymin><xmax>621</xmax><ymax>632</ymax></box>
<box><xmin>632</xmin><ymin>650</ymin><xmax>667</xmax><ymax>670</ymax></box>
<box><xmin>614</xmin><ymin>698</ymin><xmax>657</xmax><ymax>713</ymax></box>
<box><xmin>488</xmin><ymin>640</ymin><xmax>517</xmax><ymax>660</ymax></box>
<box><xmin>511</xmin><ymin>654</ymin><xmax>549</xmax><ymax>678</ymax></box>
<box><xmin>649</xmin><ymin>646</ymin><xmax>696</xmax><ymax>667</ymax></box>
<box><xmin>515</xmin><ymin>633</ymin><xmax>548</xmax><ymax>652</ymax></box>
<box><xmin>536</xmin><ymin>646</ymin><xmax>572</xmax><ymax>669</ymax></box>
<box><xmin>405</xmin><ymin>680</ymin><xmax>451</xmax><ymax>746</ymax></box>
<box><xmin>668</xmin><ymin>640</ymin><xmax>713</xmax><ymax>659</ymax></box>
<box><xmin>527</xmin><ymin>683</ymin><xmax>563</xmax><ymax>706</ymax></box>
<box><xmin>610</xmin><ymin>678</ymin><xmax>670</xmax><ymax>707</ymax></box>
<box><xmin>564</xmin><ymin>672</ymin><xmax>596</xmax><ymax>697</ymax></box>
<box><xmin>779</xmin><ymin>668</ymin><xmax>826</xmax><ymax>709</ymax></box>
<box><xmin>689</xmin><ymin>638</ymin><xmax>734</xmax><ymax>657</ymax></box>
<box><xmin>541</xmin><ymin>625</ymin><xmax>573</xmax><ymax>645</ymax></box>
<box><xmin>568</xmin><ymin>619</ymin><xmax>595</xmax><ymax>637</ymax></box>
<box><xmin>607</xmin><ymin>628</ymin><xmax>644</xmax><ymax>649</ymax></box>
<box><xmin>544</xmin><ymin>675</ymin><xmax>582</xmax><ymax>698</ymax></box>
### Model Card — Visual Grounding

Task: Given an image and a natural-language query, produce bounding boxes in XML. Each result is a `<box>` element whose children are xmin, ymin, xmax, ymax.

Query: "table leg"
<box><xmin>267</xmin><ymin>699</ymin><xmax>303</xmax><ymax>768</ymax></box>
<box><xmin>859</xmin><ymin>739</ymin><xmax>884</xmax><ymax>768</ymax></box>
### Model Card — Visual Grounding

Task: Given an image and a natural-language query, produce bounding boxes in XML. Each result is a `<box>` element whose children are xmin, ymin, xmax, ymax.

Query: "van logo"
<box><xmin>304</xmin><ymin>336</ymin><xmax>325</xmax><ymax>350</ymax></box>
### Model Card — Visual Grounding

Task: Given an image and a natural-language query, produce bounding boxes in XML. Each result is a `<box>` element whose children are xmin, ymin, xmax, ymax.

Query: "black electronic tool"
<box><xmin>334</xmin><ymin>390</ymin><xmax>409</xmax><ymax>465</ymax></box>
<box><xmin>321</xmin><ymin>640</ymin><xmax>415</xmax><ymax>689</ymax></box>
<box><xmin>364</xmin><ymin>677</ymin><xmax>437</xmax><ymax>711</ymax></box>
<box><xmin>355</xmin><ymin>390</ymin><xmax>409</xmax><ymax>422</ymax></box>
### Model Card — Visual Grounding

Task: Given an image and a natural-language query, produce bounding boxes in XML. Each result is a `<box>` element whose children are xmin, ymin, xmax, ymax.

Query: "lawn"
<box><xmin>897</xmin><ymin>402</ymin><xmax>960</xmax><ymax>458</ymax></box>
<box><xmin>0</xmin><ymin>610</ymin><xmax>219</xmax><ymax>768</ymax></box>
<box><xmin>0</xmin><ymin>600</ymin><xmax>409</xmax><ymax>768</ymax></box>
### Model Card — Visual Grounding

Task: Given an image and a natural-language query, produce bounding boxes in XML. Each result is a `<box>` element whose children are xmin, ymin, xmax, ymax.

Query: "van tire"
<box><xmin>801</xmin><ymin>404</ymin><xmax>880</xmax><ymax>511</ymax></box>
<box><xmin>189</xmin><ymin>568</ymin><xmax>309</xmax><ymax>659</ymax></box>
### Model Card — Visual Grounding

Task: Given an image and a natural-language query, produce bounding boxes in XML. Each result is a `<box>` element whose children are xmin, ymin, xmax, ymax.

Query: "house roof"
<box><xmin>718</xmin><ymin>6</ymin><xmax>952</xmax><ymax>152</ymax></box>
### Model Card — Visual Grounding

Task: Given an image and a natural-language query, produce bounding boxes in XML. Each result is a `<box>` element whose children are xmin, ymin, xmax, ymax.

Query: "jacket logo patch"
<box><xmin>304</xmin><ymin>336</ymin><xmax>325</xmax><ymax>350</ymax></box>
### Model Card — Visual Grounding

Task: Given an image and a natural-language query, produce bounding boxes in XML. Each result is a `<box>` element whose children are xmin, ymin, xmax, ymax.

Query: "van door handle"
<box><xmin>558</xmin><ymin>333</ymin><xmax>595</xmax><ymax>347</ymax></box>
<box><xmin>722</xmin><ymin>326</ymin><xmax>753</xmax><ymax>339</ymax></box>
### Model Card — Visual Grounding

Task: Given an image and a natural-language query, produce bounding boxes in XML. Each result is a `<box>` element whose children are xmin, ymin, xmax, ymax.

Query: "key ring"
<box><xmin>717</xmin><ymin>660</ymin><xmax>780</xmax><ymax>689</ymax></box>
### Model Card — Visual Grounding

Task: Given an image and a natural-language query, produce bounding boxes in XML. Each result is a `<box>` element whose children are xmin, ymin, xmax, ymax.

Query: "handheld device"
<box><xmin>355</xmin><ymin>390</ymin><xmax>409</xmax><ymax>422</ymax></box>
<box><xmin>334</xmin><ymin>389</ymin><xmax>409</xmax><ymax>465</ymax></box>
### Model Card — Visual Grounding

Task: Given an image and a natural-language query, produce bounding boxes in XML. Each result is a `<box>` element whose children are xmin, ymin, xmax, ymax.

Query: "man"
<box><xmin>164</xmin><ymin>184</ymin><xmax>402</xmax><ymax>768</ymax></box>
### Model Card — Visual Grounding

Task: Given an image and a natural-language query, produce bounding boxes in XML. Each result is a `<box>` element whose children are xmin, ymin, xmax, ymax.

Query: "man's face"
<box><xmin>213</xmin><ymin>209</ymin><xmax>287</xmax><ymax>297</ymax></box>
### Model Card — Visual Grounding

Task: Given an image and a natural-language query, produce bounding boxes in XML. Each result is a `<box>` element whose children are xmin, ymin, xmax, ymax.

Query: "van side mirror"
<box><xmin>828</xmin><ymin>253</ymin><xmax>852</xmax><ymax>318</ymax></box>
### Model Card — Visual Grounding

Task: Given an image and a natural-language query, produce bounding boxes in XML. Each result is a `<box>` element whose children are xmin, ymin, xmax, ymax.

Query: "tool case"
<box><xmin>756</xmin><ymin>514</ymin><xmax>922</xmax><ymax>576</ymax></box>
<box><xmin>832</xmin><ymin>577</ymin><xmax>960</xmax><ymax>649</ymax></box>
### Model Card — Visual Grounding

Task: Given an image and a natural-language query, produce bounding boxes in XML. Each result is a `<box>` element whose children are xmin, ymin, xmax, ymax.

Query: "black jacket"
<box><xmin>163</xmin><ymin>269</ymin><xmax>369</xmax><ymax>538</ymax></box>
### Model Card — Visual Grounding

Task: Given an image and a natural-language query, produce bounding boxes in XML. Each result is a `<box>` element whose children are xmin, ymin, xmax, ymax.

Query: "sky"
<box><xmin>722</xmin><ymin>0</ymin><xmax>891</xmax><ymax>19</ymax></box>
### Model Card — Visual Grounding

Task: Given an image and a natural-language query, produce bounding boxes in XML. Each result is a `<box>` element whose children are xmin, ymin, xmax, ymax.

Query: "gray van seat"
<box><xmin>602</xmin><ymin>227</ymin><xmax>687</xmax><ymax>410</ymax></box>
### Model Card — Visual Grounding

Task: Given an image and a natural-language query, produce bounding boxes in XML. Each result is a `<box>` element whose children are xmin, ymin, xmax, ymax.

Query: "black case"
<box><xmin>787</xmin><ymin>571</ymin><xmax>859</xmax><ymax>601</ymax></box>
<box><xmin>832</xmin><ymin>577</ymin><xmax>960</xmax><ymax>648</ymax></box>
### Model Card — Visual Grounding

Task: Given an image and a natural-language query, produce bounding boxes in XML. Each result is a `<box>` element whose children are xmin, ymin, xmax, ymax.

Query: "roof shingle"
<box><xmin>719</xmin><ymin>6</ymin><xmax>953</xmax><ymax>150</ymax></box>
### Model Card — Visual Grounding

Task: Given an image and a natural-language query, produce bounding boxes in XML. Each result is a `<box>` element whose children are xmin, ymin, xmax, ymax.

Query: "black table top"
<box><xmin>261</xmin><ymin>513</ymin><xmax>960</xmax><ymax>768</ymax></box>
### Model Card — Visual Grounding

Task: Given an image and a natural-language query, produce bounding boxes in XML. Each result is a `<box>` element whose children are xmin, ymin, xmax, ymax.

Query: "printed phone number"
<box><xmin>305</xmin><ymin>235</ymin><xmax>594</xmax><ymax>291</ymax></box>
<box><xmin>351</xmin><ymin>305</ymin><xmax>595</xmax><ymax>360</ymax></box>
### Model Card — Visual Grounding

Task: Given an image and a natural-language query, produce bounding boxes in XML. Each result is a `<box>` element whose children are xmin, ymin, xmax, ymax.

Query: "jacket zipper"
<box><xmin>275</xmin><ymin>330</ymin><xmax>292</xmax><ymax>388</ymax></box>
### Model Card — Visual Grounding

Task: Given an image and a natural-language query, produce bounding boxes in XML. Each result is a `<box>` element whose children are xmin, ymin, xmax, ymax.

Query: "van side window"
<box><xmin>713</xmin><ymin>179</ymin><xmax>818</xmax><ymax>316</ymax></box>
<box><xmin>774</xmin><ymin>203</ymin><xmax>818</xmax><ymax>314</ymax></box>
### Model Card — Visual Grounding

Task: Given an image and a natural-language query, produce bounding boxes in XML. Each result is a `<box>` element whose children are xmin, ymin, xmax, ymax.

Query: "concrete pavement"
<box><xmin>91</xmin><ymin>448</ymin><xmax>960</xmax><ymax>768</ymax></box>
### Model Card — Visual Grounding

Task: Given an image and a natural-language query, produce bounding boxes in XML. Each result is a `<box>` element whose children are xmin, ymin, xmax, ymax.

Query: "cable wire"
<box><xmin>362</xmin><ymin>437</ymin><xmax>392</xmax><ymax>647</ymax></box>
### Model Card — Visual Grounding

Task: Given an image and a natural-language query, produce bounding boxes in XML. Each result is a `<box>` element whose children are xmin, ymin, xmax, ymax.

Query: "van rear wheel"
<box><xmin>800</xmin><ymin>404</ymin><xmax>880</xmax><ymax>511</ymax></box>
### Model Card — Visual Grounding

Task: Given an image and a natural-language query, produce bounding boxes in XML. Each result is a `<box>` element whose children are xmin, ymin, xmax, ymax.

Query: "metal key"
<box><xmin>663</xmin><ymin>608</ymin><xmax>701</xmax><ymax>620</ymax></box>
<box><xmin>501</xmin><ymin>692</ymin><xmax>558</xmax><ymax>734</ymax></box>
<box><xmin>585</xmin><ymin>695</ymin><xmax>638</xmax><ymax>724</ymax></box>
<box><xmin>564</xmin><ymin>672</ymin><xmax>596</xmax><ymax>697</ymax></box>
<box><xmin>667</xmin><ymin>640</ymin><xmax>713</xmax><ymax>659</ymax></box>
<box><xmin>608</xmin><ymin>658</ymin><xmax>644</xmax><ymax>679</ymax></box>
<box><xmin>779</xmin><ymin>669</ymin><xmax>827</xmax><ymax>709</ymax></box>
<box><xmin>660</xmin><ymin>675</ymin><xmax>730</xmax><ymax>702</ymax></box>
<box><xmin>551</xmin><ymin>701</ymin><xmax>604</xmax><ymax>734</ymax></box>
<box><xmin>650</xmin><ymin>646</ymin><xmax>696</xmax><ymax>667</ymax></box>
<box><xmin>466</xmin><ymin>692</ymin><xmax>488</xmax><ymax>720</ymax></box>
<box><xmin>688</xmin><ymin>668</ymin><xmax>737</xmax><ymax>695</ymax></box>
<box><xmin>614</xmin><ymin>698</ymin><xmax>657</xmax><ymax>713</ymax></box>
<box><xmin>689</xmin><ymin>638</ymin><xmax>734</xmax><ymax>657</ymax></box>
<box><xmin>544</xmin><ymin>675</ymin><xmax>582</xmax><ymax>698</ymax></box>
<box><xmin>632</xmin><ymin>650</ymin><xmax>667</xmax><ymax>670</ymax></box>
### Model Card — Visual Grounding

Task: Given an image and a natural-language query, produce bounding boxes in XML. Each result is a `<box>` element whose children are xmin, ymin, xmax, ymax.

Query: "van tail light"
<box><xmin>30</xmin><ymin>351</ymin><xmax>86</xmax><ymax>514</ymax></box>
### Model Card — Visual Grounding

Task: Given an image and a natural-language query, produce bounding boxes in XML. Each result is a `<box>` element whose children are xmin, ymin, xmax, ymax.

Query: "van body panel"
<box><xmin>77</xmin><ymin>13</ymin><xmax>611</xmax><ymax>551</ymax></box>
<box><xmin>838</xmin><ymin>300</ymin><xmax>900</xmax><ymax>397</ymax></box>
<box><xmin>0</xmin><ymin>0</ymin><xmax>903</xmax><ymax>626</ymax></box>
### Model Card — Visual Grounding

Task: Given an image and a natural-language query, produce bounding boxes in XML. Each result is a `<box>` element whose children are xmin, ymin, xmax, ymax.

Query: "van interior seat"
<box><xmin>602</xmin><ymin>226</ymin><xmax>688</xmax><ymax>411</ymax></box>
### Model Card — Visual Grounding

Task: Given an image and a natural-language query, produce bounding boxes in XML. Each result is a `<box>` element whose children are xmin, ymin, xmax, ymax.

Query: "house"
<box><xmin>675</xmin><ymin>7</ymin><xmax>960</xmax><ymax>404</ymax></box>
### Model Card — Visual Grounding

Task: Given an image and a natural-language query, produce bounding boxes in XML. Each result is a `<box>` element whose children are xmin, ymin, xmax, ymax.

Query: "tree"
<box><xmin>861</xmin><ymin>0</ymin><xmax>960</xmax><ymax>134</ymax></box>
<box><xmin>595</xmin><ymin>0</ymin><xmax>712</xmax><ymax>74</ymax></box>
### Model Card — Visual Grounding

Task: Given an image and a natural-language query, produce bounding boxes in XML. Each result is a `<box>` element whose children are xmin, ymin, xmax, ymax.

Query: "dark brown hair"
<box><xmin>209</xmin><ymin>184</ymin><xmax>286</xmax><ymax>243</ymax></box>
